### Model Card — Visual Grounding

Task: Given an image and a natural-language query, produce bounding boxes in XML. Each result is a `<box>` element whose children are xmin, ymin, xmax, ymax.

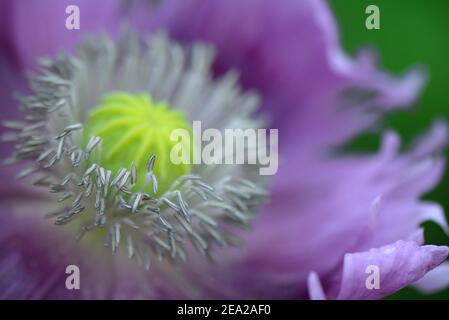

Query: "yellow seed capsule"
<box><xmin>83</xmin><ymin>92</ymin><xmax>192</xmax><ymax>195</ymax></box>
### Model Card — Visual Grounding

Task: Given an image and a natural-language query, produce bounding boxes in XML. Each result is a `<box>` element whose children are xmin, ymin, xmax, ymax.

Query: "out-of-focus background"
<box><xmin>329</xmin><ymin>0</ymin><xmax>449</xmax><ymax>299</ymax></box>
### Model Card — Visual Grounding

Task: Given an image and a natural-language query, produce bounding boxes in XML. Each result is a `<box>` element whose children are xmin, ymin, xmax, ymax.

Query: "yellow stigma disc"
<box><xmin>83</xmin><ymin>93</ymin><xmax>192</xmax><ymax>195</ymax></box>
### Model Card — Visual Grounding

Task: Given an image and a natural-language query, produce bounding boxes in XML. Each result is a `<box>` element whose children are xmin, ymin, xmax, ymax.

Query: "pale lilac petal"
<box><xmin>307</xmin><ymin>272</ymin><xmax>327</xmax><ymax>300</ymax></box>
<box><xmin>410</xmin><ymin>120</ymin><xmax>448</xmax><ymax>159</ymax></box>
<box><xmin>419</xmin><ymin>202</ymin><xmax>449</xmax><ymax>236</ymax></box>
<box><xmin>335</xmin><ymin>240</ymin><xmax>448</xmax><ymax>300</ymax></box>
<box><xmin>306</xmin><ymin>231</ymin><xmax>446</xmax><ymax>300</ymax></box>
<box><xmin>413</xmin><ymin>262</ymin><xmax>449</xmax><ymax>294</ymax></box>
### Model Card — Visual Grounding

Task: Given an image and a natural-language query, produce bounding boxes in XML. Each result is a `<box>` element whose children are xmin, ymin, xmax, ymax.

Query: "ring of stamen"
<box><xmin>3</xmin><ymin>33</ymin><xmax>269</xmax><ymax>269</ymax></box>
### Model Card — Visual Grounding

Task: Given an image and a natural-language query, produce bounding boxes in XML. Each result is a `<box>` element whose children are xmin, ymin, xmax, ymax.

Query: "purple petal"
<box><xmin>307</xmin><ymin>272</ymin><xmax>327</xmax><ymax>300</ymax></box>
<box><xmin>334</xmin><ymin>240</ymin><xmax>448</xmax><ymax>300</ymax></box>
<box><xmin>307</xmin><ymin>240</ymin><xmax>449</xmax><ymax>300</ymax></box>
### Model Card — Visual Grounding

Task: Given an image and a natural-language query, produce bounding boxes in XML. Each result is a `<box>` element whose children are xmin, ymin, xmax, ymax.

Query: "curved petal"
<box><xmin>309</xmin><ymin>241</ymin><xmax>449</xmax><ymax>300</ymax></box>
<box><xmin>334</xmin><ymin>240</ymin><xmax>448</xmax><ymax>300</ymax></box>
<box><xmin>307</xmin><ymin>272</ymin><xmax>327</xmax><ymax>300</ymax></box>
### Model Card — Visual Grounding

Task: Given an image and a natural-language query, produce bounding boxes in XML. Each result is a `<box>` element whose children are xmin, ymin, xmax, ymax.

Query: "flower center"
<box><xmin>83</xmin><ymin>93</ymin><xmax>192</xmax><ymax>195</ymax></box>
<box><xmin>4</xmin><ymin>33</ymin><xmax>269</xmax><ymax>269</ymax></box>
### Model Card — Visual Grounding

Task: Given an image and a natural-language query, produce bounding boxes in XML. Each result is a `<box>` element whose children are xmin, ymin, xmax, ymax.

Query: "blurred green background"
<box><xmin>329</xmin><ymin>0</ymin><xmax>449</xmax><ymax>299</ymax></box>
